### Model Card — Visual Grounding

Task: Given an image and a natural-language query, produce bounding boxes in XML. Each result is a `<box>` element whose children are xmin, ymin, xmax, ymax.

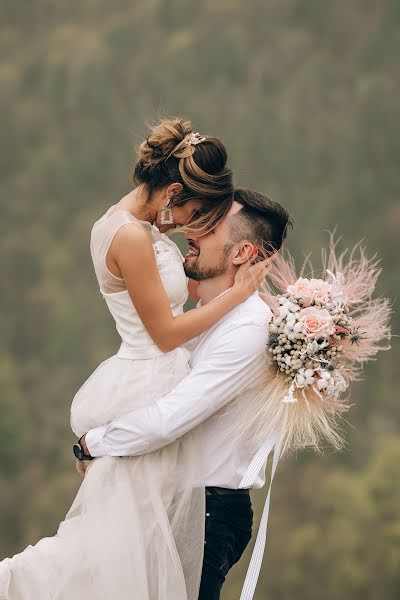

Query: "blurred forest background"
<box><xmin>0</xmin><ymin>0</ymin><xmax>399</xmax><ymax>598</ymax></box>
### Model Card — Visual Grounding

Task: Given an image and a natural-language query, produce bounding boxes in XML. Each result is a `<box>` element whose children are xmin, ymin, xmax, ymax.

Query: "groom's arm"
<box><xmin>85</xmin><ymin>318</ymin><xmax>268</xmax><ymax>457</ymax></box>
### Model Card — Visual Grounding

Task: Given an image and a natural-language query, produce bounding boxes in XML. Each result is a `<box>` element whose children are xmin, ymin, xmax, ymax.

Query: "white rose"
<box><xmin>310</xmin><ymin>279</ymin><xmax>333</xmax><ymax>304</ymax></box>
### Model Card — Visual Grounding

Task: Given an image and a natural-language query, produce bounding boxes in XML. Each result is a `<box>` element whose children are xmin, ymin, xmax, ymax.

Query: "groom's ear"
<box><xmin>231</xmin><ymin>241</ymin><xmax>255</xmax><ymax>265</ymax></box>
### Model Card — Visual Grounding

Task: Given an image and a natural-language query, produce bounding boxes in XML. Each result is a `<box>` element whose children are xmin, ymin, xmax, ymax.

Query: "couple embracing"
<box><xmin>0</xmin><ymin>117</ymin><xmax>292</xmax><ymax>599</ymax></box>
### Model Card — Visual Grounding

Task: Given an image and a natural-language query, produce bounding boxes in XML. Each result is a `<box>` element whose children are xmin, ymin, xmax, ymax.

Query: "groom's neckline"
<box><xmin>197</xmin><ymin>287</ymin><xmax>232</xmax><ymax>307</ymax></box>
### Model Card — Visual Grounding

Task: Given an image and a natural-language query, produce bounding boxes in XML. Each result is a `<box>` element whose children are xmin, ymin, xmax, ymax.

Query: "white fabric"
<box><xmin>90</xmin><ymin>206</ymin><xmax>152</xmax><ymax>294</ymax></box>
<box><xmin>85</xmin><ymin>292</ymin><xmax>278</xmax><ymax>600</ymax></box>
<box><xmin>0</xmin><ymin>210</ymin><xmax>205</xmax><ymax>600</ymax></box>
<box><xmin>86</xmin><ymin>294</ymin><xmax>273</xmax><ymax>489</ymax></box>
<box><xmin>90</xmin><ymin>206</ymin><xmax>188</xmax><ymax>355</ymax></box>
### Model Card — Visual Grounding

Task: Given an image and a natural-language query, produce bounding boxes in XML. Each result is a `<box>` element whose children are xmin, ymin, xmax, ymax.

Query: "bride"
<box><xmin>0</xmin><ymin>118</ymin><xmax>269</xmax><ymax>600</ymax></box>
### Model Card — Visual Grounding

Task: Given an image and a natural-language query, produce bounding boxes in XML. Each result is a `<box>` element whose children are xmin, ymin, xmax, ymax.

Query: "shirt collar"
<box><xmin>197</xmin><ymin>287</ymin><xmax>232</xmax><ymax>308</ymax></box>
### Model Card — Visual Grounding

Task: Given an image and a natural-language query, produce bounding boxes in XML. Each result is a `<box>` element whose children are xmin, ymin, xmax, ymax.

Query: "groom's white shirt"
<box><xmin>86</xmin><ymin>292</ymin><xmax>272</xmax><ymax>489</ymax></box>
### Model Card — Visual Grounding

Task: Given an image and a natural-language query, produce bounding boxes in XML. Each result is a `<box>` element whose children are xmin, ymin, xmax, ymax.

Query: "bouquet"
<box><xmin>269</xmin><ymin>271</ymin><xmax>371</xmax><ymax>404</ymax></box>
<box><xmin>234</xmin><ymin>237</ymin><xmax>391</xmax><ymax>454</ymax></box>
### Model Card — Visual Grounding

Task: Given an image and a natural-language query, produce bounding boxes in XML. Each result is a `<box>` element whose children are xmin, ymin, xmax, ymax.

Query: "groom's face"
<box><xmin>183</xmin><ymin>202</ymin><xmax>242</xmax><ymax>281</ymax></box>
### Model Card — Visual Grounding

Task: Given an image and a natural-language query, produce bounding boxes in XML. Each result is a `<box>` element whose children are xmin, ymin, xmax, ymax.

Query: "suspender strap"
<box><xmin>239</xmin><ymin>439</ymin><xmax>282</xmax><ymax>600</ymax></box>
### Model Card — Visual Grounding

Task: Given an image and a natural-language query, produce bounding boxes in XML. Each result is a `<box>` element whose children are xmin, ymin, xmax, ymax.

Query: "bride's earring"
<box><xmin>160</xmin><ymin>197</ymin><xmax>174</xmax><ymax>225</ymax></box>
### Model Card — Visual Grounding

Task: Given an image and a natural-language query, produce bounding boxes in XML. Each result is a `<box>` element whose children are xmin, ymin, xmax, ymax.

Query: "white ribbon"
<box><xmin>239</xmin><ymin>438</ymin><xmax>282</xmax><ymax>600</ymax></box>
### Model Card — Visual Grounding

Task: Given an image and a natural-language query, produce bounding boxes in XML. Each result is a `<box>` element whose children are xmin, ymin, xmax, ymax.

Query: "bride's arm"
<box><xmin>108</xmin><ymin>224</ymin><xmax>269</xmax><ymax>352</ymax></box>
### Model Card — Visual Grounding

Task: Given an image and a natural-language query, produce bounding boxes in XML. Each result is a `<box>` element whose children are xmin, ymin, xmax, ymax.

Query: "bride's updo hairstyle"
<box><xmin>134</xmin><ymin>117</ymin><xmax>234</xmax><ymax>234</ymax></box>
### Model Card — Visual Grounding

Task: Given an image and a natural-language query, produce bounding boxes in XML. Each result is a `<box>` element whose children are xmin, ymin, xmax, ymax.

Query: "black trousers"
<box><xmin>198</xmin><ymin>488</ymin><xmax>253</xmax><ymax>600</ymax></box>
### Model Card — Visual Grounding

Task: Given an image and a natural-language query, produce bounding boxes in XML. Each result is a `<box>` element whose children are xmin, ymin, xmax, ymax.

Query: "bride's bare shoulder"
<box><xmin>111</xmin><ymin>221</ymin><xmax>153</xmax><ymax>255</ymax></box>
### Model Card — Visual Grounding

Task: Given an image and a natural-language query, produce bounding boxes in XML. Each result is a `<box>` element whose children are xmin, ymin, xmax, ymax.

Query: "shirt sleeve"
<box><xmin>85</xmin><ymin>318</ymin><xmax>268</xmax><ymax>457</ymax></box>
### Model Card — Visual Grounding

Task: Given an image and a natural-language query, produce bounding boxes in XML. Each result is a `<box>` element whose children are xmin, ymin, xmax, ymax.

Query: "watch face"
<box><xmin>73</xmin><ymin>443</ymin><xmax>84</xmax><ymax>461</ymax></box>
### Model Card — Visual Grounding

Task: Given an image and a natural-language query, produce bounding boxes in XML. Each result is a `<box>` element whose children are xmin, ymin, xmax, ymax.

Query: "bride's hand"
<box><xmin>233</xmin><ymin>255</ymin><xmax>275</xmax><ymax>301</ymax></box>
<box><xmin>76</xmin><ymin>459</ymin><xmax>88</xmax><ymax>479</ymax></box>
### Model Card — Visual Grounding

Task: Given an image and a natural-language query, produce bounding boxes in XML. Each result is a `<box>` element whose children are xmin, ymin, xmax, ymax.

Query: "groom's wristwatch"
<box><xmin>73</xmin><ymin>435</ymin><xmax>94</xmax><ymax>462</ymax></box>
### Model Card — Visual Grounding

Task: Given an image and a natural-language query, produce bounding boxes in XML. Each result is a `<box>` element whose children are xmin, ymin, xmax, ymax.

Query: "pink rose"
<box><xmin>297</xmin><ymin>307</ymin><xmax>336</xmax><ymax>339</ymax></box>
<box><xmin>287</xmin><ymin>278</ymin><xmax>315</xmax><ymax>307</ymax></box>
<box><xmin>287</xmin><ymin>278</ymin><xmax>333</xmax><ymax>306</ymax></box>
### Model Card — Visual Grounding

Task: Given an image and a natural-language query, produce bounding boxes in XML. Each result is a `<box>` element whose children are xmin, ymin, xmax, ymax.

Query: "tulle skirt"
<box><xmin>0</xmin><ymin>349</ymin><xmax>205</xmax><ymax>600</ymax></box>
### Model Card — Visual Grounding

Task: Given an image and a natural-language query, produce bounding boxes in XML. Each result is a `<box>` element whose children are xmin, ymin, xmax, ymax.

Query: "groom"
<box><xmin>76</xmin><ymin>188</ymin><xmax>292</xmax><ymax>599</ymax></box>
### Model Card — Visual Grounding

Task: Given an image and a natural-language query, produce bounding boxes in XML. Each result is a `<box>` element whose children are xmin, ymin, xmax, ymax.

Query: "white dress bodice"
<box><xmin>90</xmin><ymin>207</ymin><xmax>188</xmax><ymax>359</ymax></box>
<box><xmin>69</xmin><ymin>207</ymin><xmax>191</xmax><ymax>436</ymax></box>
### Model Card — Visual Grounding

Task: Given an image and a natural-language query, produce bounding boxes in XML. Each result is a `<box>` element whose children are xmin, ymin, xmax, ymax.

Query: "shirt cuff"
<box><xmin>85</xmin><ymin>425</ymin><xmax>108</xmax><ymax>457</ymax></box>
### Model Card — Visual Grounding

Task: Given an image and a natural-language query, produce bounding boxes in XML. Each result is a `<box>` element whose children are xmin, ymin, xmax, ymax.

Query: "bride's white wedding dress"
<box><xmin>0</xmin><ymin>208</ymin><xmax>205</xmax><ymax>600</ymax></box>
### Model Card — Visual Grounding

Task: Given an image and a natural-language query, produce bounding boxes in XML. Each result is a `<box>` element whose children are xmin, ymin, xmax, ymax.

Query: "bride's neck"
<box><xmin>119</xmin><ymin>187</ymin><xmax>157</xmax><ymax>224</ymax></box>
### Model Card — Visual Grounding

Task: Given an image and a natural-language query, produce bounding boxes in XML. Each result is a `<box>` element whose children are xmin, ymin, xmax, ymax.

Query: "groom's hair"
<box><xmin>231</xmin><ymin>188</ymin><xmax>293</xmax><ymax>255</ymax></box>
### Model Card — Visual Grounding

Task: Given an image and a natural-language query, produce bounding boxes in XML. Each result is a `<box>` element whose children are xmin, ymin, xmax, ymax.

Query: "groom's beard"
<box><xmin>184</xmin><ymin>243</ymin><xmax>232</xmax><ymax>281</ymax></box>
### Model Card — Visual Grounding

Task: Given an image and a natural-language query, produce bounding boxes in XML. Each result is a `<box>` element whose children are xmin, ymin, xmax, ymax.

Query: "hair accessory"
<box><xmin>186</xmin><ymin>132</ymin><xmax>206</xmax><ymax>146</ymax></box>
<box><xmin>164</xmin><ymin>132</ymin><xmax>207</xmax><ymax>162</ymax></box>
<box><xmin>160</xmin><ymin>197</ymin><xmax>174</xmax><ymax>225</ymax></box>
